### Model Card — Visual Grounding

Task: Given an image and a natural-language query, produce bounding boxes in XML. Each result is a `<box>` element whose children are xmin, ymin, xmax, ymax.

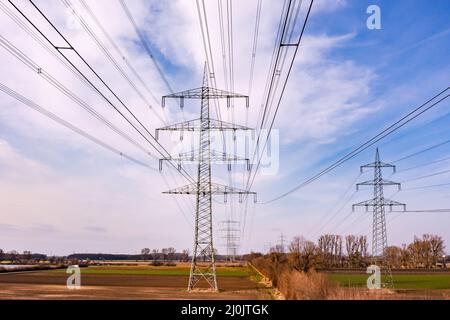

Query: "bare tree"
<box><xmin>345</xmin><ymin>235</ymin><xmax>368</xmax><ymax>267</ymax></box>
<box><xmin>167</xmin><ymin>247</ymin><xmax>176</xmax><ymax>261</ymax></box>
<box><xmin>181</xmin><ymin>249</ymin><xmax>190</xmax><ymax>262</ymax></box>
<box><xmin>400</xmin><ymin>244</ymin><xmax>411</xmax><ymax>268</ymax></box>
<box><xmin>22</xmin><ymin>251</ymin><xmax>32</xmax><ymax>261</ymax></box>
<box><xmin>8</xmin><ymin>250</ymin><xmax>19</xmax><ymax>263</ymax></box>
<box><xmin>345</xmin><ymin>235</ymin><xmax>358</xmax><ymax>267</ymax></box>
<box><xmin>318</xmin><ymin>234</ymin><xmax>339</xmax><ymax>267</ymax></box>
<box><xmin>152</xmin><ymin>249</ymin><xmax>161</xmax><ymax>260</ymax></box>
<box><xmin>385</xmin><ymin>246</ymin><xmax>402</xmax><ymax>268</ymax></box>
<box><xmin>359</xmin><ymin>236</ymin><xmax>369</xmax><ymax>259</ymax></box>
<box><xmin>161</xmin><ymin>248</ymin><xmax>169</xmax><ymax>261</ymax></box>
<box><xmin>288</xmin><ymin>236</ymin><xmax>317</xmax><ymax>272</ymax></box>
<box><xmin>141</xmin><ymin>248</ymin><xmax>151</xmax><ymax>260</ymax></box>
<box><xmin>270</xmin><ymin>245</ymin><xmax>285</xmax><ymax>254</ymax></box>
<box><xmin>427</xmin><ymin>234</ymin><xmax>445</xmax><ymax>268</ymax></box>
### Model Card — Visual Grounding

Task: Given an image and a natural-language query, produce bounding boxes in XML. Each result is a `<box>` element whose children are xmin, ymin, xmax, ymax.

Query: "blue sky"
<box><xmin>257</xmin><ymin>0</ymin><xmax>450</xmax><ymax>251</ymax></box>
<box><xmin>0</xmin><ymin>0</ymin><xmax>449</xmax><ymax>255</ymax></box>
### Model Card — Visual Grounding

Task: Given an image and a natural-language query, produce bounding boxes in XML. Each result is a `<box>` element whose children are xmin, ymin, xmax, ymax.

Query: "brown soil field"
<box><xmin>0</xmin><ymin>270</ymin><xmax>271</xmax><ymax>300</ymax></box>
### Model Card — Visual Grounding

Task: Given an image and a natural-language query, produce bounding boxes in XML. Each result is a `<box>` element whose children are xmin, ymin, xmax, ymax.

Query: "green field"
<box><xmin>51</xmin><ymin>265</ymin><xmax>250</xmax><ymax>277</ymax></box>
<box><xmin>328</xmin><ymin>273</ymin><xmax>450</xmax><ymax>290</ymax></box>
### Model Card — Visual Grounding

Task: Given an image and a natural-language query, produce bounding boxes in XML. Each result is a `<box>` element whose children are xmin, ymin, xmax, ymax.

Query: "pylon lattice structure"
<box><xmin>352</xmin><ymin>148</ymin><xmax>406</xmax><ymax>288</ymax></box>
<box><xmin>219</xmin><ymin>220</ymin><xmax>240</xmax><ymax>262</ymax></box>
<box><xmin>157</xmin><ymin>66</ymin><xmax>256</xmax><ymax>292</ymax></box>
<box><xmin>278</xmin><ymin>232</ymin><xmax>286</xmax><ymax>253</ymax></box>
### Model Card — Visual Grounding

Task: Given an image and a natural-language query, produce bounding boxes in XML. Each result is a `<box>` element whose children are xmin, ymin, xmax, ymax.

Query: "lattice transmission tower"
<box><xmin>157</xmin><ymin>65</ymin><xmax>257</xmax><ymax>291</ymax></box>
<box><xmin>352</xmin><ymin>148</ymin><xmax>406</xmax><ymax>288</ymax></box>
<box><xmin>278</xmin><ymin>232</ymin><xmax>286</xmax><ymax>253</ymax></box>
<box><xmin>219</xmin><ymin>220</ymin><xmax>240</xmax><ymax>262</ymax></box>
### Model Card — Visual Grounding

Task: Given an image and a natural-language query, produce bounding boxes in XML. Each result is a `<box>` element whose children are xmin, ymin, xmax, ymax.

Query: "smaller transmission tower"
<box><xmin>278</xmin><ymin>232</ymin><xmax>286</xmax><ymax>253</ymax></box>
<box><xmin>219</xmin><ymin>220</ymin><xmax>240</xmax><ymax>262</ymax></box>
<box><xmin>352</xmin><ymin>148</ymin><xmax>406</xmax><ymax>288</ymax></box>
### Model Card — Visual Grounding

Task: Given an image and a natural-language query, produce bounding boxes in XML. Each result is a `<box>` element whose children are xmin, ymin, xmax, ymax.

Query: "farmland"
<box><xmin>0</xmin><ymin>263</ymin><xmax>271</xmax><ymax>300</ymax></box>
<box><xmin>328</xmin><ymin>272</ymin><xmax>450</xmax><ymax>290</ymax></box>
<box><xmin>324</xmin><ymin>271</ymin><xmax>450</xmax><ymax>299</ymax></box>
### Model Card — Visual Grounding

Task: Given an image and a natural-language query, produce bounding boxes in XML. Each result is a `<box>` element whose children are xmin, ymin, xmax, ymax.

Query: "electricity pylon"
<box><xmin>219</xmin><ymin>220</ymin><xmax>240</xmax><ymax>262</ymax></box>
<box><xmin>278</xmin><ymin>232</ymin><xmax>286</xmax><ymax>253</ymax></box>
<box><xmin>157</xmin><ymin>65</ymin><xmax>257</xmax><ymax>292</ymax></box>
<box><xmin>352</xmin><ymin>148</ymin><xmax>406</xmax><ymax>288</ymax></box>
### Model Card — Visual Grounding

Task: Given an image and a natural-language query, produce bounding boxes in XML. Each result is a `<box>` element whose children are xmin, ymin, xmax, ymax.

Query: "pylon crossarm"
<box><xmin>207</xmin><ymin>119</ymin><xmax>252</xmax><ymax>131</ymax></box>
<box><xmin>382</xmin><ymin>199</ymin><xmax>406</xmax><ymax>211</ymax></box>
<box><xmin>353</xmin><ymin>198</ymin><xmax>406</xmax><ymax>211</ymax></box>
<box><xmin>156</xmin><ymin>118</ymin><xmax>201</xmax><ymax>134</ymax></box>
<box><xmin>356</xmin><ymin>179</ymin><xmax>401</xmax><ymax>190</ymax></box>
<box><xmin>163</xmin><ymin>86</ymin><xmax>248</xmax><ymax>100</ymax></box>
<box><xmin>163</xmin><ymin>183</ymin><xmax>257</xmax><ymax>203</ymax></box>
<box><xmin>163</xmin><ymin>183</ymin><xmax>198</xmax><ymax>195</ymax></box>
<box><xmin>156</xmin><ymin>119</ymin><xmax>252</xmax><ymax>137</ymax></box>
<box><xmin>161</xmin><ymin>150</ymin><xmax>250</xmax><ymax>161</ymax></box>
<box><xmin>160</xmin><ymin>150</ymin><xmax>250</xmax><ymax>168</ymax></box>
<box><xmin>361</xmin><ymin>161</ymin><xmax>395</xmax><ymax>169</ymax></box>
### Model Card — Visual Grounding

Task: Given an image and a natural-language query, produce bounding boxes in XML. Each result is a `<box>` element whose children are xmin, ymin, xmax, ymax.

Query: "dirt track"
<box><xmin>0</xmin><ymin>271</ymin><xmax>271</xmax><ymax>300</ymax></box>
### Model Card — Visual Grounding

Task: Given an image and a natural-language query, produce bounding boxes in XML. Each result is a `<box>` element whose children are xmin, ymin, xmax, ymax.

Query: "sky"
<box><xmin>0</xmin><ymin>0</ymin><xmax>449</xmax><ymax>256</ymax></box>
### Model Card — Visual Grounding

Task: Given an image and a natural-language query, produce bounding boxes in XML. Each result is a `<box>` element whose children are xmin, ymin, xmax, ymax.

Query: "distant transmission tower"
<box><xmin>278</xmin><ymin>232</ymin><xmax>286</xmax><ymax>253</ymax></box>
<box><xmin>157</xmin><ymin>65</ymin><xmax>256</xmax><ymax>292</ymax></box>
<box><xmin>352</xmin><ymin>148</ymin><xmax>406</xmax><ymax>288</ymax></box>
<box><xmin>219</xmin><ymin>220</ymin><xmax>240</xmax><ymax>262</ymax></box>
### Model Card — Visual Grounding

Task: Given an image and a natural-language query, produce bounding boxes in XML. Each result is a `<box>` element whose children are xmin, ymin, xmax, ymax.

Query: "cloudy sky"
<box><xmin>0</xmin><ymin>0</ymin><xmax>449</xmax><ymax>256</ymax></box>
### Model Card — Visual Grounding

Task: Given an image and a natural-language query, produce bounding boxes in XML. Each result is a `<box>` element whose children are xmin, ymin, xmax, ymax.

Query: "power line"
<box><xmin>0</xmin><ymin>83</ymin><xmax>195</xmax><ymax>229</ymax></box>
<box><xmin>0</xmin><ymin>33</ymin><xmax>200</xmax><ymax>223</ymax></box>
<box><xmin>402</xmin><ymin>182</ymin><xmax>450</xmax><ymax>191</ymax></box>
<box><xmin>195</xmin><ymin>0</ymin><xmax>226</xmax><ymax>133</ymax></box>
<box><xmin>309</xmin><ymin>172</ymin><xmax>362</xmax><ymax>235</ymax></box>
<box><xmin>393</xmin><ymin>209</ymin><xmax>450</xmax><ymax>213</ymax></box>
<box><xmin>118</xmin><ymin>0</ymin><xmax>174</xmax><ymax>94</ymax></box>
<box><xmin>78</xmin><ymin>0</ymin><xmax>161</xmax><ymax>106</ymax></box>
<box><xmin>0</xmin><ymin>35</ymin><xmax>155</xmax><ymax>159</ymax></box>
<box><xmin>240</xmin><ymin>0</ymin><xmax>292</xmax><ymax>240</ymax></box>
<box><xmin>61</xmin><ymin>0</ymin><xmax>167</xmax><ymax>125</ymax></box>
<box><xmin>246</xmin><ymin>0</ymin><xmax>313</xmax><ymax>200</ymax></box>
<box><xmin>241</xmin><ymin>0</ymin><xmax>313</xmax><ymax>242</ymax></box>
<box><xmin>77</xmin><ymin>0</ymin><xmax>195</xmax><ymax>221</ymax></box>
<box><xmin>0</xmin><ymin>7</ymin><xmax>194</xmax><ymax>227</ymax></box>
<box><xmin>402</xmin><ymin>168</ymin><xmax>450</xmax><ymax>183</ymax></box>
<box><xmin>248</xmin><ymin>0</ymin><xmax>262</xmax><ymax>97</ymax></box>
<box><xmin>196</xmin><ymin>0</ymin><xmax>238</xmax><ymax>224</ymax></box>
<box><xmin>397</xmin><ymin>155</ymin><xmax>450</xmax><ymax>173</ymax></box>
<box><xmin>217</xmin><ymin>0</ymin><xmax>228</xmax><ymax>91</ymax></box>
<box><xmin>9</xmin><ymin>0</ymin><xmax>194</xmax><ymax>183</ymax></box>
<box><xmin>392</xmin><ymin>139</ymin><xmax>450</xmax><ymax>163</ymax></box>
<box><xmin>340</xmin><ymin>189</ymin><xmax>401</xmax><ymax>236</ymax></box>
<box><xmin>360</xmin><ymin>207</ymin><xmax>450</xmax><ymax>237</ymax></box>
<box><xmin>0</xmin><ymin>82</ymin><xmax>157</xmax><ymax>171</ymax></box>
<box><xmin>0</xmin><ymin>1</ymin><xmax>105</xmax><ymax>102</ymax></box>
<box><xmin>264</xmin><ymin>86</ymin><xmax>450</xmax><ymax>204</ymax></box>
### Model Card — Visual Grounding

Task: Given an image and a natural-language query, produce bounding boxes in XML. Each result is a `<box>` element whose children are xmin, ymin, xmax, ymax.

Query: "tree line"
<box><xmin>249</xmin><ymin>233</ymin><xmax>447</xmax><ymax>273</ymax></box>
<box><xmin>247</xmin><ymin>234</ymin><xmax>447</xmax><ymax>290</ymax></box>
<box><xmin>0</xmin><ymin>249</ymin><xmax>47</xmax><ymax>263</ymax></box>
<box><xmin>139</xmin><ymin>248</ymin><xmax>190</xmax><ymax>262</ymax></box>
